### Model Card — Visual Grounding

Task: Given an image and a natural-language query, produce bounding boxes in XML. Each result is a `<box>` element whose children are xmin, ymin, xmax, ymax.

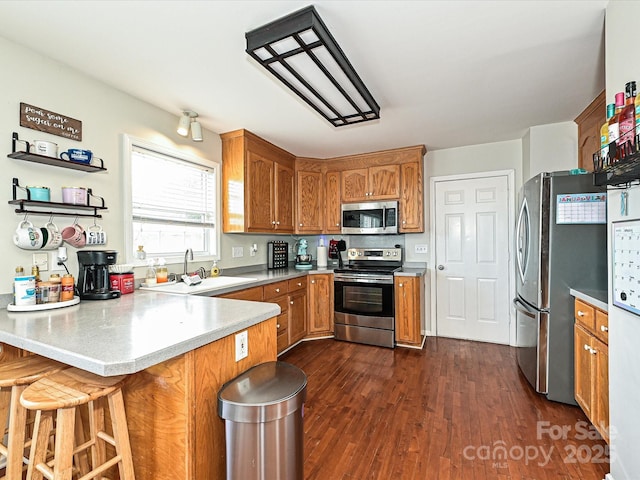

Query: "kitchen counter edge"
<box><xmin>569</xmin><ymin>288</ymin><xmax>608</xmax><ymax>312</ymax></box>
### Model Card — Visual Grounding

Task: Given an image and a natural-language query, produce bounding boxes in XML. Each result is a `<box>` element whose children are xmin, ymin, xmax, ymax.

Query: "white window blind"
<box><xmin>131</xmin><ymin>145</ymin><xmax>217</xmax><ymax>258</ymax></box>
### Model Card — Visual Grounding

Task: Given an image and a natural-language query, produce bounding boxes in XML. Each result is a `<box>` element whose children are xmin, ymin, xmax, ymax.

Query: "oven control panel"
<box><xmin>347</xmin><ymin>247</ymin><xmax>402</xmax><ymax>261</ymax></box>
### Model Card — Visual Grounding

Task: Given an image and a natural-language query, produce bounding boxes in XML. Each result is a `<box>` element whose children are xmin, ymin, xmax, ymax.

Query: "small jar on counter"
<box><xmin>60</xmin><ymin>274</ymin><xmax>74</xmax><ymax>301</ymax></box>
<box><xmin>48</xmin><ymin>274</ymin><xmax>61</xmax><ymax>303</ymax></box>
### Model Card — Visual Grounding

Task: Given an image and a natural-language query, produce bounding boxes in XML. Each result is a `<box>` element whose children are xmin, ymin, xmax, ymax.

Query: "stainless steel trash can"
<box><xmin>218</xmin><ymin>361</ymin><xmax>307</xmax><ymax>480</ymax></box>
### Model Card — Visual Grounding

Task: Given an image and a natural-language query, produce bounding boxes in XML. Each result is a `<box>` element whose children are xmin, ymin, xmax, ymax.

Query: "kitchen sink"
<box><xmin>139</xmin><ymin>276</ymin><xmax>258</xmax><ymax>295</ymax></box>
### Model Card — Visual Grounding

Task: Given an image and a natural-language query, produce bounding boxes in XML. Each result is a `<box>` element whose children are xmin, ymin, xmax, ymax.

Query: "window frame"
<box><xmin>121</xmin><ymin>134</ymin><xmax>221</xmax><ymax>266</ymax></box>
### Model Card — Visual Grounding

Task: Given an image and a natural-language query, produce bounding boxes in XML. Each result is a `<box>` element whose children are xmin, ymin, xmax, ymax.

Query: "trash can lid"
<box><xmin>218</xmin><ymin>361</ymin><xmax>307</xmax><ymax>422</ymax></box>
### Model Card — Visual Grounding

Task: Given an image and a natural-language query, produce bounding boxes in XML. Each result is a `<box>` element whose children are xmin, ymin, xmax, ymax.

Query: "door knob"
<box><xmin>437</xmin><ymin>265</ymin><xmax>444</xmax><ymax>270</ymax></box>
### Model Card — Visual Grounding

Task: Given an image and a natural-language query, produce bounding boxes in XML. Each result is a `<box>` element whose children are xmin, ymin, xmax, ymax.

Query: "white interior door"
<box><xmin>434</xmin><ymin>174</ymin><xmax>510</xmax><ymax>344</ymax></box>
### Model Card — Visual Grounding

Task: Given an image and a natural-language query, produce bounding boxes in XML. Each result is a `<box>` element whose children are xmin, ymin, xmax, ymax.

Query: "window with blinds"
<box><xmin>131</xmin><ymin>145</ymin><xmax>217</xmax><ymax>258</ymax></box>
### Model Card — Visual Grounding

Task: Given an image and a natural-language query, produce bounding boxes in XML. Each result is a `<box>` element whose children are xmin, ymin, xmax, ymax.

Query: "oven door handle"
<box><xmin>334</xmin><ymin>275</ymin><xmax>394</xmax><ymax>284</ymax></box>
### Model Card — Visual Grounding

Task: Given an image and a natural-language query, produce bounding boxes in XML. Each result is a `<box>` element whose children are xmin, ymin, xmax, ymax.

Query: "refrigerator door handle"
<box><xmin>513</xmin><ymin>297</ymin><xmax>536</xmax><ymax>315</ymax></box>
<box><xmin>516</xmin><ymin>198</ymin><xmax>530</xmax><ymax>284</ymax></box>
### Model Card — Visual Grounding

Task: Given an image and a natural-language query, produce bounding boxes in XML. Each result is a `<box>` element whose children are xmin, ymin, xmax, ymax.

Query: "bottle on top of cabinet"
<box><xmin>600</xmin><ymin>103</ymin><xmax>615</xmax><ymax>163</ymax></box>
<box><xmin>608</xmin><ymin>92</ymin><xmax>625</xmax><ymax>161</ymax></box>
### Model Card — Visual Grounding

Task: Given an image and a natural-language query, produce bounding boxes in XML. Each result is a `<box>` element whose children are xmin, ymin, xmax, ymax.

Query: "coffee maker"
<box><xmin>77</xmin><ymin>250</ymin><xmax>122</xmax><ymax>300</ymax></box>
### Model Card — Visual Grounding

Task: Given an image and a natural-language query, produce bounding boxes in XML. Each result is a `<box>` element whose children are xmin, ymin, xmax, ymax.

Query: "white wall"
<box><xmin>524</xmin><ymin>121</ymin><xmax>578</xmax><ymax>181</ymax></box>
<box><xmin>0</xmin><ymin>36</ymin><xmax>296</xmax><ymax>299</ymax></box>
<box><xmin>604</xmin><ymin>1</ymin><xmax>640</xmax><ymax>479</ymax></box>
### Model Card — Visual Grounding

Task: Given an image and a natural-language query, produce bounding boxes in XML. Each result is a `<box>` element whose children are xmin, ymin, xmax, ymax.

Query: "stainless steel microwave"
<box><xmin>341</xmin><ymin>201</ymin><xmax>399</xmax><ymax>234</ymax></box>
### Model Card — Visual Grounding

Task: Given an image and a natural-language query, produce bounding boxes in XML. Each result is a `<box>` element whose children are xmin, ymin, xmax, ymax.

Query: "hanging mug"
<box><xmin>61</xmin><ymin>223</ymin><xmax>86</xmax><ymax>248</ymax></box>
<box><xmin>86</xmin><ymin>224</ymin><xmax>107</xmax><ymax>245</ymax></box>
<box><xmin>44</xmin><ymin>221</ymin><xmax>63</xmax><ymax>249</ymax></box>
<box><xmin>13</xmin><ymin>220</ymin><xmax>45</xmax><ymax>250</ymax></box>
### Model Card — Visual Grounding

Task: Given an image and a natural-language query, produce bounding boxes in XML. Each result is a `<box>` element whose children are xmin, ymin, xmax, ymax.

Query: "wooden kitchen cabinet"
<box><xmin>399</xmin><ymin>161</ymin><xmax>424</xmax><ymax>232</ymax></box>
<box><xmin>221</xmin><ymin>129</ymin><xmax>295</xmax><ymax>233</ymax></box>
<box><xmin>307</xmin><ymin>273</ymin><xmax>334</xmax><ymax>337</ymax></box>
<box><xmin>296</xmin><ymin>170</ymin><xmax>324</xmax><ymax>233</ymax></box>
<box><xmin>575</xmin><ymin>90</ymin><xmax>605</xmax><ymax>172</ymax></box>
<box><xmin>341</xmin><ymin>164</ymin><xmax>400</xmax><ymax>202</ymax></box>
<box><xmin>325</xmin><ymin>171</ymin><xmax>342</xmax><ymax>234</ymax></box>
<box><xmin>216</xmin><ymin>277</ymin><xmax>308</xmax><ymax>354</ymax></box>
<box><xmin>394</xmin><ymin>276</ymin><xmax>424</xmax><ymax>346</ymax></box>
<box><xmin>573</xmin><ymin>297</ymin><xmax>609</xmax><ymax>443</ymax></box>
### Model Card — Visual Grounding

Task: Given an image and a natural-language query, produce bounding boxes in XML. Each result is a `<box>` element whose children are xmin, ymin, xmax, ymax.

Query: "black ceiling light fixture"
<box><xmin>245</xmin><ymin>5</ymin><xmax>380</xmax><ymax>127</ymax></box>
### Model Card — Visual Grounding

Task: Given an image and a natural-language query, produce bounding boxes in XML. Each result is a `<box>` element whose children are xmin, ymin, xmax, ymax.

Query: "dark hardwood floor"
<box><xmin>280</xmin><ymin>337</ymin><xmax>609</xmax><ymax>480</ymax></box>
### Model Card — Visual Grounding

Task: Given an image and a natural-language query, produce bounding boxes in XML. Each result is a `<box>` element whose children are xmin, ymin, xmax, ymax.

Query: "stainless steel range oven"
<box><xmin>334</xmin><ymin>247</ymin><xmax>402</xmax><ymax>348</ymax></box>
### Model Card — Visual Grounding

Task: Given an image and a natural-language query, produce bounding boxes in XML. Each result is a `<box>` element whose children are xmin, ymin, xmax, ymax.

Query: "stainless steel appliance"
<box><xmin>514</xmin><ymin>172</ymin><xmax>607</xmax><ymax>404</ymax></box>
<box><xmin>267</xmin><ymin>241</ymin><xmax>288</xmax><ymax>269</ymax></box>
<box><xmin>334</xmin><ymin>247</ymin><xmax>402</xmax><ymax>348</ymax></box>
<box><xmin>77</xmin><ymin>250</ymin><xmax>122</xmax><ymax>300</ymax></box>
<box><xmin>341</xmin><ymin>201</ymin><xmax>398</xmax><ymax>235</ymax></box>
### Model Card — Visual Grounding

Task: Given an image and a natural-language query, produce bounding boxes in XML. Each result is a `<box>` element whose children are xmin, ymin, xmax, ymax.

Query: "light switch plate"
<box><xmin>415</xmin><ymin>244</ymin><xmax>428</xmax><ymax>254</ymax></box>
<box><xmin>32</xmin><ymin>253</ymin><xmax>48</xmax><ymax>271</ymax></box>
<box><xmin>235</xmin><ymin>331</ymin><xmax>248</xmax><ymax>361</ymax></box>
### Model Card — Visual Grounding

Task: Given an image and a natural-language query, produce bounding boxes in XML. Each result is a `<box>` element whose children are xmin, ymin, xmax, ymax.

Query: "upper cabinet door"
<box><xmin>296</xmin><ymin>170</ymin><xmax>323</xmax><ymax>234</ymax></box>
<box><xmin>399</xmin><ymin>161</ymin><xmax>423</xmax><ymax>232</ymax></box>
<box><xmin>325</xmin><ymin>171</ymin><xmax>342</xmax><ymax>234</ymax></box>
<box><xmin>369</xmin><ymin>164</ymin><xmax>400</xmax><ymax>199</ymax></box>
<box><xmin>246</xmin><ymin>151</ymin><xmax>275</xmax><ymax>232</ymax></box>
<box><xmin>274</xmin><ymin>162</ymin><xmax>295</xmax><ymax>233</ymax></box>
<box><xmin>341</xmin><ymin>168</ymin><xmax>368</xmax><ymax>202</ymax></box>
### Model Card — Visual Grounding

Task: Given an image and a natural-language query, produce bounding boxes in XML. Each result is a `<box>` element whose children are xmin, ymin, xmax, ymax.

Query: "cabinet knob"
<box><xmin>276</xmin><ymin>221</ymin><xmax>280</xmax><ymax>225</ymax></box>
<box><xmin>275</xmin><ymin>288</ymin><xmax>280</xmax><ymax>293</ymax></box>
<box><xmin>600</xmin><ymin>325</ymin><xmax>608</xmax><ymax>332</ymax></box>
<box><xmin>336</xmin><ymin>223</ymin><xmax>340</xmax><ymax>227</ymax></box>
<box><xmin>402</xmin><ymin>220</ymin><xmax>406</xmax><ymax>224</ymax></box>
<box><xmin>398</xmin><ymin>283</ymin><xmax>403</xmax><ymax>287</ymax></box>
<box><xmin>591</xmin><ymin>348</ymin><xmax>597</xmax><ymax>355</ymax></box>
<box><xmin>584</xmin><ymin>344</ymin><xmax>591</xmax><ymax>351</ymax></box>
<box><xmin>577</xmin><ymin>311</ymin><xmax>586</xmax><ymax>317</ymax></box>
<box><xmin>272</xmin><ymin>221</ymin><xmax>276</xmax><ymax>225</ymax></box>
<box><xmin>311</xmin><ymin>280</ymin><xmax>315</xmax><ymax>284</ymax></box>
<box><xmin>299</xmin><ymin>223</ymin><xmax>303</xmax><ymax>227</ymax></box>
<box><xmin>290</xmin><ymin>300</ymin><xmax>294</xmax><ymax>305</ymax></box>
<box><xmin>297</xmin><ymin>282</ymin><xmax>302</xmax><ymax>286</ymax></box>
<box><xmin>277</xmin><ymin>324</ymin><xmax>281</xmax><ymax>329</ymax></box>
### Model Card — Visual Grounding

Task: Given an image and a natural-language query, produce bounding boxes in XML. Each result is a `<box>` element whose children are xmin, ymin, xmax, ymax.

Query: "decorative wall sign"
<box><xmin>19</xmin><ymin>103</ymin><xmax>82</xmax><ymax>141</ymax></box>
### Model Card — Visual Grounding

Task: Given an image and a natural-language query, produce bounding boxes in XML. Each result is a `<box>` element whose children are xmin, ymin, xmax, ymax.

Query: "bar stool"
<box><xmin>0</xmin><ymin>355</ymin><xmax>67</xmax><ymax>479</ymax></box>
<box><xmin>20</xmin><ymin>367</ymin><xmax>135</xmax><ymax>480</ymax></box>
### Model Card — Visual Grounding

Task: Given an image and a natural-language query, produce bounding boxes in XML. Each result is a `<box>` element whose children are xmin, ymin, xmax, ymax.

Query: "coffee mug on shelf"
<box><xmin>60</xmin><ymin>149</ymin><xmax>93</xmax><ymax>164</ymax></box>
<box><xmin>61</xmin><ymin>223</ymin><xmax>86</xmax><ymax>248</ymax></box>
<box><xmin>31</xmin><ymin>140</ymin><xmax>58</xmax><ymax>157</ymax></box>
<box><xmin>86</xmin><ymin>224</ymin><xmax>107</xmax><ymax>245</ymax></box>
<box><xmin>13</xmin><ymin>220</ymin><xmax>45</xmax><ymax>250</ymax></box>
<box><xmin>44</xmin><ymin>221</ymin><xmax>63</xmax><ymax>249</ymax></box>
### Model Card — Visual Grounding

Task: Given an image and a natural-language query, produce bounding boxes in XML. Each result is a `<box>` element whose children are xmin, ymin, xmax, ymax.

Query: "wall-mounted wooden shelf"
<box><xmin>8</xmin><ymin>132</ymin><xmax>106</xmax><ymax>172</ymax></box>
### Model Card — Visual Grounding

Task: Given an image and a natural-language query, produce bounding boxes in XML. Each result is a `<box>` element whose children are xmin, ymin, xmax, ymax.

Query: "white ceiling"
<box><xmin>0</xmin><ymin>0</ymin><xmax>607</xmax><ymax>158</ymax></box>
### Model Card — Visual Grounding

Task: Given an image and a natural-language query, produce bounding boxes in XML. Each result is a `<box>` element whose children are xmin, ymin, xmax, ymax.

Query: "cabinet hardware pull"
<box><xmin>271</xmin><ymin>221</ymin><xmax>276</xmax><ymax>225</ymax></box>
<box><xmin>601</xmin><ymin>325</ymin><xmax>608</xmax><ymax>332</ymax></box>
<box><xmin>275</xmin><ymin>288</ymin><xmax>280</xmax><ymax>293</ymax></box>
<box><xmin>277</xmin><ymin>324</ymin><xmax>280</xmax><ymax>329</ymax></box>
<box><xmin>399</xmin><ymin>283</ymin><xmax>403</xmax><ymax>287</ymax></box>
<box><xmin>290</xmin><ymin>301</ymin><xmax>294</xmax><ymax>305</ymax></box>
<box><xmin>584</xmin><ymin>344</ymin><xmax>591</xmax><ymax>351</ymax></box>
<box><xmin>577</xmin><ymin>311</ymin><xmax>586</xmax><ymax>317</ymax></box>
<box><xmin>591</xmin><ymin>348</ymin><xmax>597</xmax><ymax>355</ymax></box>
<box><xmin>336</xmin><ymin>223</ymin><xmax>340</xmax><ymax>227</ymax></box>
<box><xmin>311</xmin><ymin>280</ymin><xmax>315</xmax><ymax>284</ymax></box>
<box><xmin>297</xmin><ymin>282</ymin><xmax>302</xmax><ymax>286</ymax></box>
<box><xmin>299</xmin><ymin>223</ymin><xmax>303</xmax><ymax>227</ymax></box>
<box><xmin>276</xmin><ymin>221</ymin><xmax>280</xmax><ymax>225</ymax></box>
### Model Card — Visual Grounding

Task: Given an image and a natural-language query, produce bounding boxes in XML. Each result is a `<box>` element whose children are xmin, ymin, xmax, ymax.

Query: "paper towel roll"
<box><xmin>316</xmin><ymin>246</ymin><xmax>328</xmax><ymax>267</ymax></box>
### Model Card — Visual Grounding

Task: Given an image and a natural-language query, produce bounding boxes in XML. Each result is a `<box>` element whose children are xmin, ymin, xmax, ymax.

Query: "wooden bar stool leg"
<box><xmin>73</xmin><ymin>407</ymin><xmax>90</xmax><ymax>476</ymax></box>
<box><xmin>52</xmin><ymin>408</ymin><xmax>75</xmax><ymax>480</ymax></box>
<box><xmin>26</xmin><ymin>410</ymin><xmax>53</xmax><ymax>480</ymax></box>
<box><xmin>6</xmin><ymin>384</ymin><xmax>28</xmax><ymax>479</ymax></box>
<box><xmin>108</xmin><ymin>389</ymin><xmax>135</xmax><ymax>480</ymax></box>
<box><xmin>89</xmin><ymin>398</ymin><xmax>106</xmax><ymax>474</ymax></box>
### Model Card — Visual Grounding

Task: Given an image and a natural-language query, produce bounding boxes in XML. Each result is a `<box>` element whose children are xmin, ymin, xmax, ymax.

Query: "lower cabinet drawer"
<box><xmin>276</xmin><ymin>313</ymin><xmax>289</xmax><ymax>352</ymax></box>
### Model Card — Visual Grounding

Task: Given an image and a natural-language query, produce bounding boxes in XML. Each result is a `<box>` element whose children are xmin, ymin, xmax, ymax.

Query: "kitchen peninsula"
<box><xmin>0</xmin><ymin>291</ymin><xmax>281</xmax><ymax>480</ymax></box>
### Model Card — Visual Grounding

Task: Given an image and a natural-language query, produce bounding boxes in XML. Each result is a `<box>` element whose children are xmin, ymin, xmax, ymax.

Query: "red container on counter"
<box><xmin>110</xmin><ymin>273</ymin><xmax>134</xmax><ymax>295</ymax></box>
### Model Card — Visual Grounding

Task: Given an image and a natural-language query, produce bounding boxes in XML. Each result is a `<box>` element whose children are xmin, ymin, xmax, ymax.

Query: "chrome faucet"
<box><xmin>184</xmin><ymin>248</ymin><xmax>193</xmax><ymax>276</ymax></box>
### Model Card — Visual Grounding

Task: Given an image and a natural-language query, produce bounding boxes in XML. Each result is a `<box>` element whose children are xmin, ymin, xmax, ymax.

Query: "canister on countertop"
<box><xmin>60</xmin><ymin>274</ymin><xmax>74</xmax><ymax>301</ymax></box>
<box><xmin>110</xmin><ymin>273</ymin><xmax>134</xmax><ymax>295</ymax></box>
<box><xmin>14</xmin><ymin>274</ymin><xmax>36</xmax><ymax>306</ymax></box>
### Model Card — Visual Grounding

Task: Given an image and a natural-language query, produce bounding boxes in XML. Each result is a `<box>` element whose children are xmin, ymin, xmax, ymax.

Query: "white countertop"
<box><xmin>569</xmin><ymin>288</ymin><xmax>608</xmax><ymax>312</ymax></box>
<box><xmin>0</xmin><ymin>290</ymin><xmax>280</xmax><ymax>376</ymax></box>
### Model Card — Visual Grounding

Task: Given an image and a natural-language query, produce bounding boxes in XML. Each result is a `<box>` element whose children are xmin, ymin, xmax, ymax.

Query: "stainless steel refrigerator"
<box><xmin>514</xmin><ymin>171</ymin><xmax>607</xmax><ymax>405</ymax></box>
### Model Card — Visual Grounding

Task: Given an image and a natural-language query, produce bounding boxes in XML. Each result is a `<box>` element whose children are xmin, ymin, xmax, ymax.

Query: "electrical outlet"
<box><xmin>32</xmin><ymin>253</ymin><xmax>48</xmax><ymax>271</ymax></box>
<box><xmin>235</xmin><ymin>330</ymin><xmax>248</xmax><ymax>361</ymax></box>
<box><xmin>49</xmin><ymin>252</ymin><xmax>66</xmax><ymax>272</ymax></box>
<box><xmin>415</xmin><ymin>244</ymin><xmax>428</xmax><ymax>254</ymax></box>
<box><xmin>250</xmin><ymin>243</ymin><xmax>257</xmax><ymax>257</ymax></box>
<box><xmin>232</xmin><ymin>246</ymin><xmax>244</xmax><ymax>258</ymax></box>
